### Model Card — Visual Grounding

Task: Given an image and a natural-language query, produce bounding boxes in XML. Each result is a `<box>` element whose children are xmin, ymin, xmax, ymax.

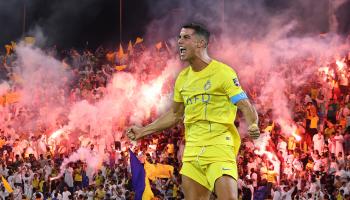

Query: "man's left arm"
<box><xmin>220</xmin><ymin>68</ymin><xmax>260</xmax><ymax>139</ymax></box>
<box><xmin>236</xmin><ymin>99</ymin><xmax>260</xmax><ymax>139</ymax></box>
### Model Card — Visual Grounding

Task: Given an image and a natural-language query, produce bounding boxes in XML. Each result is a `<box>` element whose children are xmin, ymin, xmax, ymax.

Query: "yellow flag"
<box><xmin>106</xmin><ymin>52</ymin><xmax>116</xmax><ymax>62</ymax></box>
<box><xmin>264</xmin><ymin>122</ymin><xmax>274</xmax><ymax>133</ymax></box>
<box><xmin>115</xmin><ymin>65</ymin><xmax>127</xmax><ymax>71</ymax></box>
<box><xmin>10</xmin><ymin>41</ymin><xmax>16</xmax><ymax>49</ymax></box>
<box><xmin>4</xmin><ymin>92</ymin><xmax>21</xmax><ymax>104</ymax></box>
<box><xmin>24</xmin><ymin>37</ymin><xmax>35</xmax><ymax>45</ymax></box>
<box><xmin>1</xmin><ymin>176</ymin><xmax>13</xmax><ymax>193</ymax></box>
<box><xmin>144</xmin><ymin>161</ymin><xmax>174</xmax><ymax>181</ymax></box>
<box><xmin>142</xmin><ymin>176</ymin><xmax>154</xmax><ymax>200</ymax></box>
<box><xmin>117</xmin><ymin>44</ymin><xmax>125</xmax><ymax>60</ymax></box>
<box><xmin>4</xmin><ymin>45</ymin><xmax>12</xmax><ymax>56</ymax></box>
<box><xmin>0</xmin><ymin>96</ymin><xmax>5</xmax><ymax>106</ymax></box>
<box><xmin>134</xmin><ymin>37</ymin><xmax>144</xmax><ymax>45</ymax></box>
<box><xmin>0</xmin><ymin>138</ymin><xmax>5</xmax><ymax>148</ymax></box>
<box><xmin>144</xmin><ymin>162</ymin><xmax>156</xmax><ymax>181</ymax></box>
<box><xmin>154</xmin><ymin>163</ymin><xmax>173</xmax><ymax>179</ymax></box>
<box><xmin>155</xmin><ymin>42</ymin><xmax>162</xmax><ymax>50</ymax></box>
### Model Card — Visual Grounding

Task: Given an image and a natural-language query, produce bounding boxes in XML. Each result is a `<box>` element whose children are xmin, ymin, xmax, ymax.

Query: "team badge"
<box><xmin>204</xmin><ymin>80</ymin><xmax>211</xmax><ymax>91</ymax></box>
<box><xmin>233</xmin><ymin>78</ymin><xmax>240</xmax><ymax>86</ymax></box>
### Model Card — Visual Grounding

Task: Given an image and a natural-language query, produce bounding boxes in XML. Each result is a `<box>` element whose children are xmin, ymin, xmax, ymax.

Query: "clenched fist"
<box><xmin>126</xmin><ymin>126</ymin><xmax>144</xmax><ymax>141</ymax></box>
<box><xmin>248</xmin><ymin>123</ymin><xmax>260</xmax><ymax>140</ymax></box>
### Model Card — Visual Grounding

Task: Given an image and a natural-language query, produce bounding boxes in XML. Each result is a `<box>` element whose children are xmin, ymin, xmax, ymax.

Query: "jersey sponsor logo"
<box><xmin>222</xmin><ymin>167</ymin><xmax>232</xmax><ymax>171</ymax></box>
<box><xmin>233</xmin><ymin>78</ymin><xmax>240</xmax><ymax>86</ymax></box>
<box><xmin>185</xmin><ymin>94</ymin><xmax>211</xmax><ymax>105</ymax></box>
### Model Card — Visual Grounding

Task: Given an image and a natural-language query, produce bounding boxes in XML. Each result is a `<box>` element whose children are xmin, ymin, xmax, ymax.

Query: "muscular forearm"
<box><xmin>237</xmin><ymin>99</ymin><xmax>258</xmax><ymax>125</ymax></box>
<box><xmin>127</xmin><ymin>102</ymin><xmax>184</xmax><ymax>141</ymax></box>
<box><xmin>141</xmin><ymin>109</ymin><xmax>182</xmax><ymax>137</ymax></box>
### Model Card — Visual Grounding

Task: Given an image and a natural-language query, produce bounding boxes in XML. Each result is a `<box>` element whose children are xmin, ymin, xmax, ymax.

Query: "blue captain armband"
<box><xmin>230</xmin><ymin>92</ymin><xmax>248</xmax><ymax>104</ymax></box>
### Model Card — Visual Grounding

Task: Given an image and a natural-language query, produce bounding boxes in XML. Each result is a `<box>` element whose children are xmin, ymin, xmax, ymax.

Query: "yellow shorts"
<box><xmin>180</xmin><ymin>145</ymin><xmax>238</xmax><ymax>191</ymax></box>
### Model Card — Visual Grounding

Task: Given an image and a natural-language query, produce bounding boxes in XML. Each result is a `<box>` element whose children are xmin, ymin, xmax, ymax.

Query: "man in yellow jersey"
<box><xmin>127</xmin><ymin>23</ymin><xmax>259</xmax><ymax>200</ymax></box>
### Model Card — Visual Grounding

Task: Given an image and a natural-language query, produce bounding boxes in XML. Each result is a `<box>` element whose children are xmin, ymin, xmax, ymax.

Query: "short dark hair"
<box><xmin>182</xmin><ymin>22</ymin><xmax>210</xmax><ymax>44</ymax></box>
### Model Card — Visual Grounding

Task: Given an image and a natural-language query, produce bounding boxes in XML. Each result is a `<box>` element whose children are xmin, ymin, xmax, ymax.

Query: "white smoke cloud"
<box><xmin>57</xmin><ymin>147</ymin><xmax>103</xmax><ymax>181</ymax></box>
<box><xmin>11</xmin><ymin>43</ymin><xmax>71</xmax><ymax>131</ymax></box>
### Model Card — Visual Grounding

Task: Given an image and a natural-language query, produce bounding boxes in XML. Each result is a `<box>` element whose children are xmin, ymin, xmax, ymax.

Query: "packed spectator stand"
<box><xmin>0</xmin><ymin>38</ymin><xmax>349</xmax><ymax>200</ymax></box>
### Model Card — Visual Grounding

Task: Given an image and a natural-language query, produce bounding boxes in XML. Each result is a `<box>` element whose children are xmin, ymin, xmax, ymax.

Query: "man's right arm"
<box><xmin>127</xmin><ymin>101</ymin><xmax>184</xmax><ymax>140</ymax></box>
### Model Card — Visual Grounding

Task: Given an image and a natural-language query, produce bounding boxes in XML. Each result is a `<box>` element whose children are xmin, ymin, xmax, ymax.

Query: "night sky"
<box><xmin>0</xmin><ymin>0</ymin><xmax>152</xmax><ymax>50</ymax></box>
<box><xmin>0</xmin><ymin>0</ymin><xmax>349</xmax><ymax>51</ymax></box>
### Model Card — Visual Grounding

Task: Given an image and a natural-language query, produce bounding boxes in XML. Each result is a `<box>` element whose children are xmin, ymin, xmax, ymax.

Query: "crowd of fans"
<box><xmin>0</xmin><ymin>40</ymin><xmax>349</xmax><ymax>200</ymax></box>
<box><xmin>237</xmin><ymin>56</ymin><xmax>350</xmax><ymax>200</ymax></box>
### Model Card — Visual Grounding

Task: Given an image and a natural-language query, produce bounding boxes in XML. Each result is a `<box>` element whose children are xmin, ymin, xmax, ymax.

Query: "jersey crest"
<box><xmin>204</xmin><ymin>80</ymin><xmax>211</xmax><ymax>91</ymax></box>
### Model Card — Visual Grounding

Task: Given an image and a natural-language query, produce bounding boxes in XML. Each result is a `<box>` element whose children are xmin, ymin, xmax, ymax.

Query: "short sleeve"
<box><xmin>173</xmin><ymin>76</ymin><xmax>184</xmax><ymax>103</ymax></box>
<box><xmin>221</xmin><ymin>68</ymin><xmax>248</xmax><ymax>104</ymax></box>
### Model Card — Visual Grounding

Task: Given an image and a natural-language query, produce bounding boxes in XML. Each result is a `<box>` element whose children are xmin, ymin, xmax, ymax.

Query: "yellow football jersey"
<box><xmin>174</xmin><ymin>60</ymin><xmax>247</xmax><ymax>155</ymax></box>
